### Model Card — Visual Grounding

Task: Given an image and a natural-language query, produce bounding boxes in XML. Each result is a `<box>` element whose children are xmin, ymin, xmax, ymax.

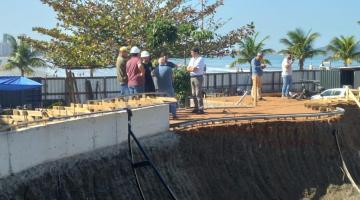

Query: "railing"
<box><xmin>38</xmin><ymin>70</ymin><xmax>320</xmax><ymax>103</ymax></box>
<box><xmin>0</xmin><ymin>70</ymin><xmax>321</xmax><ymax>107</ymax></box>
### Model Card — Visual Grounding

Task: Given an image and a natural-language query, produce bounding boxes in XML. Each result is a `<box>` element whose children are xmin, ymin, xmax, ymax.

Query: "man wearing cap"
<box><xmin>116</xmin><ymin>46</ymin><xmax>129</xmax><ymax>95</ymax></box>
<box><xmin>141</xmin><ymin>51</ymin><xmax>155</xmax><ymax>92</ymax></box>
<box><xmin>126</xmin><ymin>46</ymin><xmax>145</xmax><ymax>94</ymax></box>
<box><xmin>251</xmin><ymin>52</ymin><xmax>267</xmax><ymax>101</ymax></box>
<box><xmin>187</xmin><ymin>47</ymin><xmax>205</xmax><ymax>114</ymax></box>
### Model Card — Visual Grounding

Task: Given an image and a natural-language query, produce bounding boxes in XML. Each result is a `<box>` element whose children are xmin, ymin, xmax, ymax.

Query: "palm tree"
<box><xmin>326</xmin><ymin>36</ymin><xmax>360</xmax><ymax>66</ymax></box>
<box><xmin>3</xmin><ymin>34</ymin><xmax>46</xmax><ymax>76</ymax></box>
<box><xmin>280</xmin><ymin>28</ymin><xmax>325</xmax><ymax>70</ymax></box>
<box><xmin>230</xmin><ymin>32</ymin><xmax>275</xmax><ymax>73</ymax></box>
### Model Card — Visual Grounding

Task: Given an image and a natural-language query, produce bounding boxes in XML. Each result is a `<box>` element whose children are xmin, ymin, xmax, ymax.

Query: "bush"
<box><xmin>173</xmin><ymin>67</ymin><xmax>191</xmax><ymax>103</ymax></box>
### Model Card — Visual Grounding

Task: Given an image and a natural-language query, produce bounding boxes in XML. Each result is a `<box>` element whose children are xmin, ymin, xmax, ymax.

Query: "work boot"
<box><xmin>191</xmin><ymin>109</ymin><xmax>199</xmax><ymax>113</ymax></box>
<box><xmin>197</xmin><ymin>110</ymin><xmax>205</xmax><ymax>114</ymax></box>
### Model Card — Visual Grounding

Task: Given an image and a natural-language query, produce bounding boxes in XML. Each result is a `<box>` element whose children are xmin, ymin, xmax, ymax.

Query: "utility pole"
<box><xmin>201</xmin><ymin>0</ymin><xmax>205</xmax><ymax>30</ymax></box>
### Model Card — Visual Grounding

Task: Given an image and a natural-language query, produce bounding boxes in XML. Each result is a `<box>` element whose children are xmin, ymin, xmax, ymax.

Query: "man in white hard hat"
<box><xmin>116</xmin><ymin>46</ymin><xmax>129</xmax><ymax>95</ymax></box>
<box><xmin>126</xmin><ymin>46</ymin><xmax>145</xmax><ymax>94</ymax></box>
<box><xmin>141</xmin><ymin>51</ymin><xmax>155</xmax><ymax>92</ymax></box>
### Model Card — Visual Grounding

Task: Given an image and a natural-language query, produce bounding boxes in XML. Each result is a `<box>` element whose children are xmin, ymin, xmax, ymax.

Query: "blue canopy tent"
<box><xmin>0</xmin><ymin>76</ymin><xmax>42</xmax><ymax>91</ymax></box>
<box><xmin>0</xmin><ymin>76</ymin><xmax>42</xmax><ymax>108</ymax></box>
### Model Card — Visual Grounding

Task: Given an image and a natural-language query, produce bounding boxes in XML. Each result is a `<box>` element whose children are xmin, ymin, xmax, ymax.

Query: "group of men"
<box><xmin>115</xmin><ymin>46</ymin><xmax>206</xmax><ymax>118</ymax></box>
<box><xmin>251</xmin><ymin>52</ymin><xmax>294</xmax><ymax>101</ymax></box>
<box><xmin>116</xmin><ymin>46</ymin><xmax>294</xmax><ymax>118</ymax></box>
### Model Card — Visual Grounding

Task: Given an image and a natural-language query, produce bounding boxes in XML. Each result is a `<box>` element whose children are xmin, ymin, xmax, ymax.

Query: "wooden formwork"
<box><xmin>0</xmin><ymin>94</ymin><xmax>177</xmax><ymax>129</ymax></box>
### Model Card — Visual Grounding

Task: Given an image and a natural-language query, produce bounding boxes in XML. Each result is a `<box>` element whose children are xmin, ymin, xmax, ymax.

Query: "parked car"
<box><xmin>311</xmin><ymin>88</ymin><xmax>346</xmax><ymax>100</ymax></box>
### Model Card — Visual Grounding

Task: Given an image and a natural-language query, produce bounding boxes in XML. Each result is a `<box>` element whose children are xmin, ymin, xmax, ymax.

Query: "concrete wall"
<box><xmin>0</xmin><ymin>104</ymin><xmax>169</xmax><ymax>178</ymax></box>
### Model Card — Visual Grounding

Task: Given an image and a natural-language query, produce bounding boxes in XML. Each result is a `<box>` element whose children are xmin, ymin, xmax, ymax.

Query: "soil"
<box><xmin>0</xmin><ymin>104</ymin><xmax>359</xmax><ymax>200</ymax></box>
<box><xmin>172</xmin><ymin>97</ymin><xmax>317</xmax><ymax>124</ymax></box>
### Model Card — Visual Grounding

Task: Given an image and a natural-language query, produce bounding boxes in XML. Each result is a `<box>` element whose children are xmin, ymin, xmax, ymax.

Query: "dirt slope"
<box><xmin>0</xmin><ymin>106</ymin><xmax>359</xmax><ymax>200</ymax></box>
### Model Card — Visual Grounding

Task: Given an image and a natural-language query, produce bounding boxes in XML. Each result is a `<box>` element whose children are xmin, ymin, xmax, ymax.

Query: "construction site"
<box><xmin>0</xmin><ymin>87</ymin><xmax>360</xmax><ymax>199</ymax></box>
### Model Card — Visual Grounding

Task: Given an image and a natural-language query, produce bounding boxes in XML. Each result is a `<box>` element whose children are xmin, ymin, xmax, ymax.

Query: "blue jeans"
<box><xmin>169</xmin><ymin>102</ymin><xmax>177</xmax><ymax>117</ymax></box>
<box><xmin>119</xmin><ymin>84</ymin><xmax>129</xmax><ymax>96</ymax></box>
<box><xmin>282</xmin><ymin>75</ymin><xmax>292</xmax><ymax>96</ymax></box>
<box><xmin>128</xmin><ymin>85</ymin><xmax>144</xmax><ymax>94</ymax></box>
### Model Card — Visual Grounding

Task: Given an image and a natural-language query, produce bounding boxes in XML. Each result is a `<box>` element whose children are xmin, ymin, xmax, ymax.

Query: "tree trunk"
<box><xmin>65</xmin><ymin>68</ymin><xmax>76</xmax><ymax>105</ymax></box>
<box><xmin>299</xmin><ymin>59</ymin><xmax>305</xmax><ymax>71</ymax></box>
<box><xmin>21</xmin><ymin>69</ymin><xmax>24</xmax><ymax>77</ymax></box>
<box><xmin>248</xmin><ymin>61</ymin><xmax>252</xmax><ymax>74</ymax></box>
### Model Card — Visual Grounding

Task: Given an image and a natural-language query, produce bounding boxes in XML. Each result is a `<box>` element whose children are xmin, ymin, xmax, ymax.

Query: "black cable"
<box><xmin>126</xmin><ymin>108</ymin><xmax>178</xmax><ymax>200</ymax></box>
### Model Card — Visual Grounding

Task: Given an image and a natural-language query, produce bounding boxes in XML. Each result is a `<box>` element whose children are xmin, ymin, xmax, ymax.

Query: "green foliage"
<box><xmin>23</xmin><ymin>0</ymin><xmax>254</xmax><ymax>69</ymax></box>
<box><xmin>326</xmin><ymin>36</ymin><xmax>360</xmax><ymax>66</ymax></box>
<box><xmin>191</xmin><ymin>29</ymin><xmax>214</xmax><ymax>43</ymax></box>
<box><xmin>230</xmin><ymin>32</ymin><xmax>274</xmax><ymax>73</ymax></box>
<box><xmin>173</xmin><ymin>67</ymin><xmax>191</xmax><ymax>101</ymax></box>
<box><xmin>3</xmin><ymin>34</ymin><xmax>46</xmax><ymax>76</ymax></box>
<box><xmin>146</xmin><ymin>19</ymin><xmax>178</xmax><ymax>56</ymax></box>
<box><xmin>279</xmin><ymin>28</ymin><xmax>325</xmax><ymax>70</ymax></box>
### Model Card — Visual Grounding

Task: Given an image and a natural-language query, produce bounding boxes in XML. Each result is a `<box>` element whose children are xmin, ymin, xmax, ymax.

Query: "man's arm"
<box><xmin>138</xmin><ymin>63</ymin><xmax>145</xmax><ymax>77</ymax></box>
<box><xmin>190</xmin><ymin>57</ymin><xmax>204</xmax><ymax>72</ymax></box>
<box><xmin>187</xmin><ymin>59</ymin><xmax>194</xmax><ymax>72</ymax></box>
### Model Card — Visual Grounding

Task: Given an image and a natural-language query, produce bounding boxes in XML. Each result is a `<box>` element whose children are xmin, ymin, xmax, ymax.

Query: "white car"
<box><xmin>311</xmin><ymin>88</ymin><xmax>346</xmax><ymax>100</ymax></box>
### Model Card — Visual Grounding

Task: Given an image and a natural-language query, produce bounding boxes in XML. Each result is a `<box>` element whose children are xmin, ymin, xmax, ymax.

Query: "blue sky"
<box><xmin>1</xmin><ymin>0</ymin><xmax>359</xmax><ymax>51</ymax></box>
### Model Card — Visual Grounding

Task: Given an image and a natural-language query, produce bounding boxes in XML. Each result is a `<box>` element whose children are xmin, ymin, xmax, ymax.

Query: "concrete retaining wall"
<box><xmin>0</xmin><ymin>104</ymin><xmax>169</xmax><ymax>178</ymax></box>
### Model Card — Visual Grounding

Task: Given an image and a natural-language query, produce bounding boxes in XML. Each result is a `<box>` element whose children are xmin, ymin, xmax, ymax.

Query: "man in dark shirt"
<box><xmin>141</xmin><ymin>51</ymin><xmax>155</xmax><ymax>92</ymax></box>
<box><xmin>116</xmin><ymin>46</ymin><xmax>129</xmax><ymax>95</ymax></box>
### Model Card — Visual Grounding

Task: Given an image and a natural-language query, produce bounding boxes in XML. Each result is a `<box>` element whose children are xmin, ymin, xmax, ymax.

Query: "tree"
<box><xmin>280</xmin><ymin>28</ymin><xmax>325</xmax><ymax>70</ymax></box>
<box><xmin>326</xmin><ymin>36</ymin><xmax>360</xmax><ymax>66</ymax></box>
<box><xmin>3</xmin><ymin>34</ymin><xmax>45</xmax><ymax>76</ymax></box>
<box><xmin>23</xmin><ymin>0</ymin><xmax>254</xmax><ymax>69</ymax></box>
<box><xmin>230</xmin><ymin>32</ymin><xmax>274</xmax><ymax>73</ymax></box>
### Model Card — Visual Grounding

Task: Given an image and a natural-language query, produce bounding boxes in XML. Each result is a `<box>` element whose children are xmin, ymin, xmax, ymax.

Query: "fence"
<box><xmin>39</xmin><ymin>70</ymin><xmax>319</xmax><ymax>103</ymax></box>
<box><xmin>0</xmin><ymin>70</ymin><xmax>320</xmax><ymax>107</ymax></box>
<box><xmin>203</xmin><ymin>70</ymin><xmax>320</xmax><ymax>94</ymax></box>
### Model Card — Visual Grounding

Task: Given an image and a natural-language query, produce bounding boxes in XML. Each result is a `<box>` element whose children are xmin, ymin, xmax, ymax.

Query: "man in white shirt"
<box><xmin>281</xmin><ymin>54</ymin><xmax>294</xmax><ymax>98</ymax></box>
<box><xmin>187</xmin><ymin>47</ymin><xmax>205</xmax><ymax>114</ymax></box>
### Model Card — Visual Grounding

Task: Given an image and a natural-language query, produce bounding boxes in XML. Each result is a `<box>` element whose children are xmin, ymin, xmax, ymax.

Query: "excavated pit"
<box><xmin>0</xmin><ymin>106</ymin><xmax>360</xmax><ymax>199</ymax></box>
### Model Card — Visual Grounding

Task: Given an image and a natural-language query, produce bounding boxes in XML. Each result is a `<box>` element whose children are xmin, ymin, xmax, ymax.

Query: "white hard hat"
<box><xmin>130</xmin><ymin>46</ymin><xmax>141</xmax><ymax>54</ymax></box>
<box><xmin>141</xmin><ymin>51</ymin><xmax>150</xmax><ymax>58</ymax></box>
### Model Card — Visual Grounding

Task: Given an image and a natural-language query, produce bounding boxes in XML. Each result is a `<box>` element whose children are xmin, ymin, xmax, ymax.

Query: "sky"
<box><xmin>0</xmin><ymin>0</ymin><xmax>360</xmax><ymax>51</ymax></box>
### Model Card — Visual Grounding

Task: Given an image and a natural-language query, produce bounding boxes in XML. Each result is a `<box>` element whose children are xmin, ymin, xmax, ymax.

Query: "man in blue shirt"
<box><xmin>251</xmin><ymin>52</ymin><xmax>267</xmax><ymax>101</ymax></box>
<box><xmin>154</xmin><ymin>57</ymin><xmax>177</xmax><ymax>118</ymax></box>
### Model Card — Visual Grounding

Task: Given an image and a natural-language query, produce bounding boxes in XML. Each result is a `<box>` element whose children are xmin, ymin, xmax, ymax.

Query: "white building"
<box><xmin>0</xmin><ymin>34</ymin><xmax>12</xmax><ymax>57</ymax></box>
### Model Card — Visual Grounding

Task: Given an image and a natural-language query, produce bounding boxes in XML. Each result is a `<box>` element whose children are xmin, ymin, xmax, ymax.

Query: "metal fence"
<box><xmin>39</xmin><ymin>70</ymin><xmax>320</xmax><ymax>103</ymax></box>
<box><xmin>203</xmin><ymin>70</ymin><xmax>320</xmax><ymax>94</ymax></box>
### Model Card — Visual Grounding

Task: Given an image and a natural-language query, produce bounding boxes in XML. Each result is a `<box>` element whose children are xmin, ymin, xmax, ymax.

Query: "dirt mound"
<box><xmin>0</xmin><ymin>106</ymin><xmax>360</xmax><ymax>200</ymax></box>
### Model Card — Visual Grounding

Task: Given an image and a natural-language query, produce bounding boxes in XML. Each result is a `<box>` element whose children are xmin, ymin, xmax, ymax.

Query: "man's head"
<box><xmin>287</xmin><ymin>54</ymin><xmax>293</xmax><ymax>60</ymax></box>
<box><xmin>256</xmin><ymin>52</ymin><xmax>264</xmax><ymax>60</ymax></box>
<box><xmin>119</xmin><ymin>46</ymin><xmax>128</xmax><ymax>57</ymax></box>
<box><xmin>160</xmin><ymin>52</ymin><xmax>169</xmax><ymax>61</ymax></box>
<box><xmin>158</xmin><ymin>57</ymin><xmax>166</xmax><ymax>65</ymax></box>
<box><xmin>130</xmin><ymin>46</ymin><xmax>141</xmax><ymax>57</ymax></box>
<box><xmin>141</xmin><ymin>51</ymin><xmax>150</xmax><ymax>62</ymax></box>
<box><xmin>191</xmin><ymin>47</ymin><xmax>200</xmax><ymax>57</ymax></box>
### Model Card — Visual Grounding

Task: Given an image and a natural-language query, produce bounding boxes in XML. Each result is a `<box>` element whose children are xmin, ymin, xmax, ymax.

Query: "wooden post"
<box><xmin>103</xmin><ymin>77</ymin><xmax>107</xmax><ymax>98</ymax></box>
<box><xmin>271</xmin><ymin>72</ymin><xmax>275</xmax><ymax>92</ymax></box>
<box><xmin>253</xmin><ymin>77</ymin><xmax>257</xmax><ymax>107</ymax></box>
<box><xmin>44</xmin><ymin>78</ymin><xmax>47</xmax><ymax>101</ymax></box>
